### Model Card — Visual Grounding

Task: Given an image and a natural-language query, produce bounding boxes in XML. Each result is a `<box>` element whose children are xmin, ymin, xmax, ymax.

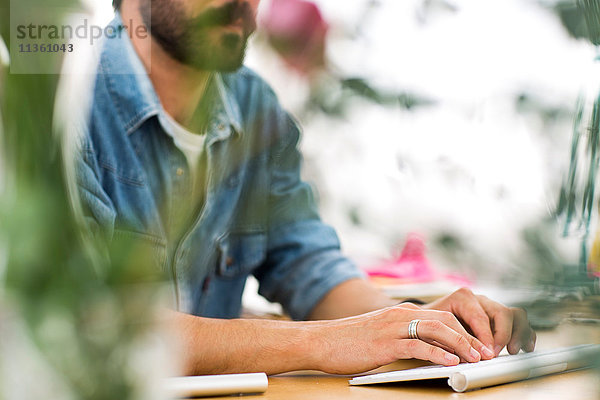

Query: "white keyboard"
<box><xmin>349</xmin><ymin>344</ymin><xmax>600</xmax><ymax>392</ymax></box>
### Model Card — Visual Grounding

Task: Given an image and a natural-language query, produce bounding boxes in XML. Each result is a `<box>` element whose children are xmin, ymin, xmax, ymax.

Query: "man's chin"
<box><xmin>184</xmin><ymin>55</ymin><xmax>245</xmax><ymax>72</ymax></box>
<box><xmin>183</xmin><ymin>45</ymin><xmax>247</xmax><ymax>72</ymax></box>
<box><xmin>153</xmin><ymin>31</ymin><xmax>248</xmax><ymax>72</ymax></box>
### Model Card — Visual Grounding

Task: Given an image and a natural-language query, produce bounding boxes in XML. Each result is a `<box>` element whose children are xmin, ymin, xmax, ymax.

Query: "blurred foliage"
<box><xmin>258</xmin><ymin>0</ymin><xmax>436</xmax><ymax>120</ymax></box>
<box><xmin>515</xmin><ymin>92</ymin><xmax>573</xmax><ymax>125</ymax></box>
<box><xmin>519</xmin><ymin>221</ymin><xmax>571</xmax><ymax>286</ymax></box>
<box><xmin>554</xmin><ymin>0</ymin><xmax>600</xmax><ymax>283</ymax></box>
<box><xmin>302</xmin><ymin>75</ymin><xmax>435</xmax><ymax>119</ymax></box>
<box><xmin>433</xmin><ymin>231</ymin><xmax>467</xmax><ymax>265</ymax></box>
<box><xmin>556</xmin><ymin>96</ymin><xmax>592</xmax><ymax>236</ymax></box>
<box><xmin>580</xmin><ymin>0</ymin><xmax>600</xmax><ymax>45</ymax></box>
<box><xmin>552</xmin><ymin>0</ymin><xmax>591</xmax><ymax>41</ymax></box>
<box><xmin>551</xmin><ymin>0</ymin><xmax>600</xmax><ymax>45</ymax></box>
<box><xmin>271</xmin><ymin>0</ymin><xmax>592</xmax><ymax>290</ymax></box>
<box><xmin>0</xmin><ymin>0</ymin><xmax>166</xmax><ymax>398</ymax></box>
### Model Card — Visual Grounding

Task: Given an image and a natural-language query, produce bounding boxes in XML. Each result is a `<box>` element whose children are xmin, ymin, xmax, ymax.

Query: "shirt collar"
<box><xmin>100</xmin><ymin>14</ymin><xmax>243</xmax><ymax>140</ymax></box>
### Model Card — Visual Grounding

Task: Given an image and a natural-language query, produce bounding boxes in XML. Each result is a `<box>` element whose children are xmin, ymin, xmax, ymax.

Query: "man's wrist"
<box><xmin>292</xmin><ymin>322</ymin><xmax>323</xmax><ymax>371</ymax></box>
<box><xmin>236</xmin><ymin>319</ymin><xmax>320</xmax><ymax>373</ymax></box>
<box><xmin>298</xmin><ymin>320</ymin><xmax>339</xmax><ymax>372</ymax></box>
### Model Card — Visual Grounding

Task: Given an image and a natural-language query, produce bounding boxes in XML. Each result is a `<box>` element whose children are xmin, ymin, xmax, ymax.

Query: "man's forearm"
<box><xmin>172</xmin><ymin>302</ymin><xmax>498</xmax><ymax>376</ymax></box>
<box><xmin>168</xmin><ymin>283</ymin><xmax>534</xmax><ymax>376</ymax></box>
<box><xmin>307</xmin><ymin>278</ymin><xmax>397</xmax><ymax>320</ymax></box>
<box><xmin>170</xmin><ymin>280</ymin><xmax>397</xmax><ymax>375</ymax></box>
<box><xmin>172</xmin><ymin>312</ymin><xmax>318</xmax><ymax>375</ymax></box>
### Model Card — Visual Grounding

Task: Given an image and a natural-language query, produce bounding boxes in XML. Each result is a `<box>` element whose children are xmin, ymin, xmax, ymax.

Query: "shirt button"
<box><xmin>176</xmin><ymin>168</ymin><xmax>184</xmax><ymax>176</ymax></box>
<box><xmin>226</xmin><ymin>257</ymin><xmax>234</xmax><ymax>266</ymax></box>
<box><xmin>217</xmin><ymin>123</ymin><xmax>226</xmax><ymax>131</ymax></box>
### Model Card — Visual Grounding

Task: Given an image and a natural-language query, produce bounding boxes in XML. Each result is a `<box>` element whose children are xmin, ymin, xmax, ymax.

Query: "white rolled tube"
<box><xmin>164</xmin><ymin>372</ymin><xmax>268</xmax><ymax>398</ymax></box>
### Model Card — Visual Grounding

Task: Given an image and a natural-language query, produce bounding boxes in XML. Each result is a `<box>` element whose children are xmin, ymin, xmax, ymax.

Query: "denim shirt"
<box><xmin>76</xmin><ymin>15</ymin><xmax>364</xmax><ymax>320</ymax></box>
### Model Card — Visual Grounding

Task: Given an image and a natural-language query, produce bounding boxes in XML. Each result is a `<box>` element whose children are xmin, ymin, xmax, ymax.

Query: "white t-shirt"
<box><xmin>158</xmin><ymin>110</ymin><xmax>206</xmax><ymax>173</ymax></box>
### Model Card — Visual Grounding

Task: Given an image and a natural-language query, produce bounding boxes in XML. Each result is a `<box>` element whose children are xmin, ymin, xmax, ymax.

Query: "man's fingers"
<box><xmin>422</xmin><ymin>289</ymin><xmax>536</xmax><ymax>358</ymax></box>
<box><xmin>399</xmin><ymin>339</ymin><xmax>460</xmax><ymax>366</ymax></box>
<box><xmin>507</xmin><ymin>308</ymin><xmax>535</xmax><ymax>354</ymax></box>
<box><xmin>525</xmin><ymin>330</ymin><xmax>537</xmax><ymax>352</ymax></box>
<box><xmin>424</xmin><ymin>339</ymin><xmax>455</xmax><ymax>355</ymax></box>
<box><xmin>413</xmin><ymin>310</ymin><xmax>493</xmax><ymax>360</ymax></box>
<box><xmin>478</xmin><ymin>295</ymin><xmax>514</xmax><ymax>355</ymax></box>
<box><xmin>450</xmin><ymin>289</ymin><xmax>495</xmax><ymax>356</ymax></box>
<box><xmin>414</xmin><ymin>319</ymin><xmax>481</xmax><ymax>362</ymax></box>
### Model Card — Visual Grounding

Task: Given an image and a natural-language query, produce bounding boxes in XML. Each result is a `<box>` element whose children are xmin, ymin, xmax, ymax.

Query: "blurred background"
<box><xmin>1</xmin><ymin>0</ymin><xmax>600</xmax><ymax>398</ymax></box>
<box><xmin>13</xmin><ymin>0</ymin><xmax>600</xmax><ymax>314</ymax></box>
<box><xmin>247</xmin><ymin>0</ymin><xmax>599</xmax><ymax>297</ymax></box>
<box><xmin>80</xmin><ymin>0</ymin><xmax>599</xmax><ymax>288</ymax></box>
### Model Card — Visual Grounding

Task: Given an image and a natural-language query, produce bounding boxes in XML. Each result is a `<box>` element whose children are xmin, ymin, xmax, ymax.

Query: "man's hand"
<box><xmin>308</xmin><ymin>303</ymin><xmax>493</xmax><ymax>374</ymax></box>
<box><xmin>308</xmin><ymin>279</ymin><xmax>536</xmax><ymax>366</ymax></box>
<box><xmin>422</xmin><ymin>287</ymin><xmax>536</xmax><ymax>357</ymax></box>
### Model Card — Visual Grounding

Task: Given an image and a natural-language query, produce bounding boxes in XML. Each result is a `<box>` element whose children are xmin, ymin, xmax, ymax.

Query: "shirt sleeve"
<box><xmin>74</xmin><ymin>139</ymin><xmax>117</xmax><ymax>241</ymax></box>
<box><xmin>253</xmin><ymin>108</ymin><xmax>366</xmax><ymax>321</ymax></box>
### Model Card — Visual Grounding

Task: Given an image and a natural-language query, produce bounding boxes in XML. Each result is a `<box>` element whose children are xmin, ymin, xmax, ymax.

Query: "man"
<box><xmin>76</xmin><ymin>0</ymin><xmax>535</xmax><ymax>375</ymax></box>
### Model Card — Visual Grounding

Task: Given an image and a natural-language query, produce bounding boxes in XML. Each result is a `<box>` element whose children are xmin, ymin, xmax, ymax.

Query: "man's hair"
<box><xmin>113</xmin><ymin>0</ymin><xmax>122</xmax><ymax>9</ymax></box>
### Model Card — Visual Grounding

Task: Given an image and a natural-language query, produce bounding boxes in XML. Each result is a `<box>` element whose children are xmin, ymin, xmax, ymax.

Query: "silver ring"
<box><xmin>408</xmin><ymin>319</ymin><xmax>420</xmax><ymax>340</ymax></box>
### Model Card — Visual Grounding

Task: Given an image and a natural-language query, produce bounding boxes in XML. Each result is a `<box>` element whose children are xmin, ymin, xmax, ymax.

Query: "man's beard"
<box><xmin>139</xmin><ymin>0</ymin><xmax>256</xmax><ymax>71</ymax></box>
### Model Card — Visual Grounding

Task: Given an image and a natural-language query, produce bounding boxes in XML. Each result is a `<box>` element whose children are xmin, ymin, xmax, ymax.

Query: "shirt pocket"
<box><xmin>112</xmin><ymin>229</ymin><xmax>168</xmax><ymax>279</ymax></box>
<box><xmin>216</xmin><ymin>232</ymin><xmax>267</xmax><ymax>279</ymax></box>
<box><xmin>98</xmin><ymin>155</ymin><xmax>146</xmax><ymax>187</ymax></box>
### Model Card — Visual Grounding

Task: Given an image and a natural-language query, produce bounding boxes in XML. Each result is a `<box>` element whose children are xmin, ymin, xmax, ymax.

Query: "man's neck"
<box><xmin>121</xmin><ymin>1</ymin><xmax>211</xmax><ymax>130</ymax></box>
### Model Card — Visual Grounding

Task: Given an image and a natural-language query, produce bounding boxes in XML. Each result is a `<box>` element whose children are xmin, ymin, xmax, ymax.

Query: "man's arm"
<box><xmin>171</xmin><ymin>304</ymin><xmax>491</xmax><ymax>376</ymax></box>
<box><xmin>175</xmin><ymin>280</ymin><xmax>537</xmax><ymax>375</ymax></box>
<box><xmin>74</xmin><ymin>139</ymin><xmax>117</xmax><ymax>240</ymax></box>
<box><xmin>172</xmin><ymin>312</ymin><xmax>313</xmax><ymax>375</ymax></box>
<box><xmin>252</xmin><ymin>104</ymin><xmax>367</xmax><ymax>321</ymax></box>
<box><xmin>307</xmin><ymin>278</ymin><xmax>398</xmax><ymax>320</ymax></box>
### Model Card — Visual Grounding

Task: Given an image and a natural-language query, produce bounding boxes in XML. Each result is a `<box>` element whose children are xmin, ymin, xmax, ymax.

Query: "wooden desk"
<box><xmin>205</xmin><ymin>322</ymin><xmax>600</xmax><ymax>399</ymax></box>
<box><xmin>265</xmin><ymin>368</ymin><xmax>598</xmax><ymax>400</ymax></box>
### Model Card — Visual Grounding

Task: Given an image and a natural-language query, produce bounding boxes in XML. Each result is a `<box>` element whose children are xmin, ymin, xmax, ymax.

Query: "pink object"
<box><xmin>365</xmin><ymin>233</ymin><xmax>472</xmax><ymax>287</ymax></box>
<box><xmin>261</xmin><ymin>0</ymin><xmax>328</xmax><ymax>74</ymax></box>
